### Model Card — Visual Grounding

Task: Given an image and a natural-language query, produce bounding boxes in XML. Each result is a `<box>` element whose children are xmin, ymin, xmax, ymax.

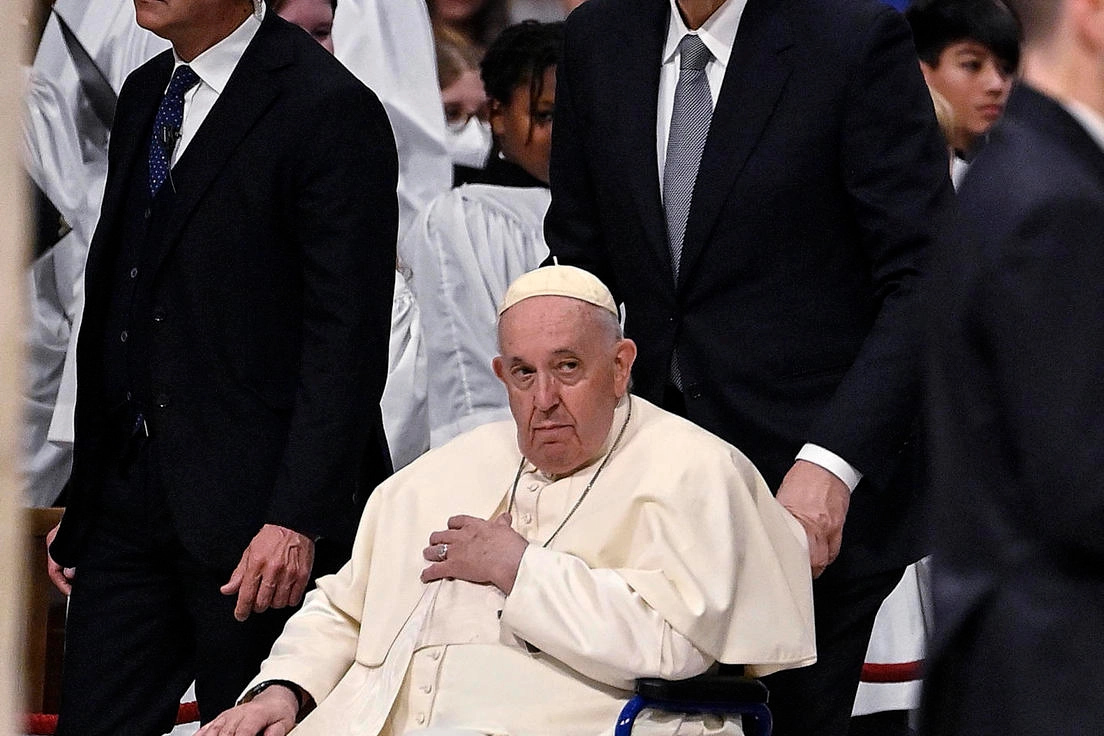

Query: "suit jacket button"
<box><xmin>155</xmin><ymin>393</ymin><xmax>169</xmax><ymax>409</ymax></box>
<box><xmin>144</xmin><ymin>207</ymin><xmax>151</xmax><ymax>219</ymax></box>
<box><xmin>119</xmin><ymin>330</ymin><xmax>129</xmax><ymax>343</ymax></box>
<box><xmin>687</xmin><ymin>383</ymin><xmax>703</xmax><ymax>400</ymax></box>
<box><xmin>152</xmin><ymin>309</ymin><xmax>166</xmax><ymax>323</ymax></box>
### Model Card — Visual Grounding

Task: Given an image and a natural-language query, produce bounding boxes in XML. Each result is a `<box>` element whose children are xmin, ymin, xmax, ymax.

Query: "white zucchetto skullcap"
<box><xmin>498</xmin><ymin>265</ymin><xmax>619</xmax><ymax>318</ymax></box>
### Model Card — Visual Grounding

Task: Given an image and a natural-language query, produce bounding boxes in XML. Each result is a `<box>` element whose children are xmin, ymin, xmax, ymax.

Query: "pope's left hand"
<box><xmin>776</xmin><ymin>460</ymin><xmax>851</xmax><ymax>579</ymax></box>
<box><xmin>421</xmin><ymin>514</ymin><xmax>529</xmax><ymax>594</ymax></box>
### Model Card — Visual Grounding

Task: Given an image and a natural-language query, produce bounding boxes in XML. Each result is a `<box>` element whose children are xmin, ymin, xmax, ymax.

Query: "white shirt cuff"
<box><xmin>795</xmin><ymin>443</ymin><xmax>863</xmax><ymax>492</ymax></box>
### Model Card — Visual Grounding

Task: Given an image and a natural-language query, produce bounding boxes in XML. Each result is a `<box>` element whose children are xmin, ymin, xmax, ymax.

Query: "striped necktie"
<box><xmin>663</xmin><ymin>35</ymin><xmax>712</xmax><ymax>390</ymax></box>
<box><xmin>662</xmin><ymin>34</ymin><xmax>713</xmax><ymax>281</ymax></box>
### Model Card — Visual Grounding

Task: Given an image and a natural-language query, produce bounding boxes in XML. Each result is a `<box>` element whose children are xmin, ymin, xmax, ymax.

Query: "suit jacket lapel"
<box><xmin>147</xmin><ymin>13</ymin><xmax>288</xmax><ymax>280</ymax></box>
<box><xmin>614</xmin><ymin>0</ymin><xmax>676</xmax><ymax>282</ymax></box>
<box><xmin>678</xmin><ymin>0</ymin><xmax>794</xmax><ymax>288</ymax></box>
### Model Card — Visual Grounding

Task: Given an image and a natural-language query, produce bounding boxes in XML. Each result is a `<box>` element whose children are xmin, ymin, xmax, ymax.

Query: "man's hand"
<box><xmin>776</xmin><ymin>460</ymin><xmax>851</xmax><ymax>578</ymax></box>
<box><xmin>421</xmin><ymin>514</ymin><xmax>528</xmax><ymax>594</ymax></box>
<box><xmin>194</xmin><ymin>684</ymin><xmax>299</xmax><ymax>736</ymax></box>
<box><xmin>222</xmin><ymin>524</ymin><xmax>315</xmax><ymax>622</ymax></box>
<box><xmin>45</xmin><ymin>523</ymin><xmax>76</xmax><ymax>596</ymax></box>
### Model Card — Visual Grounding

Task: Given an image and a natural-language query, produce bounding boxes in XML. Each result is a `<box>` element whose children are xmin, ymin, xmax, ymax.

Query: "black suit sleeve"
<box><xmin>803</xmin><ymin>7</ymin><xmax>953</xmax><ymax>487</ymax></box>
<box><xmin>969</xmin><ymin>194</ymin><xmax>1104</xmax><ymax>554</ymax></box>
<box><xmin>264</xmin><ymin>82</ymin><xmax>398</xmax><ymax>539</ymax></box>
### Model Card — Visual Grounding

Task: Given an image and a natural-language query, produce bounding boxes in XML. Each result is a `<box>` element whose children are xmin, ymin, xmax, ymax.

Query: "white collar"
<box><xmin>663</xmin><ymin>0</ymin><xmax>748</xmax><ymax>70</ymax></box>
<box><xmin>172</xmin><ymin>2</ymin><xmax>265</xmax><ymax>95</ymax></box>
<box><xmin>1062</xmin><ymin>98</ymin><xmax>1104</xmax><ymax>155</ymax></box>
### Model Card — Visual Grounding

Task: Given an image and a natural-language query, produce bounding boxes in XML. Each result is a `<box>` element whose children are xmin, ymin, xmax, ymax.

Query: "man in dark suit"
<box><xmin>544</xmin><ymin>0</ymin><xmax>952</xmax><ymax>733</ymax></box>
<box><xmin>43</xmin><ymin>0</ymin><xmax>397</xmax><ymax>733</ymax></box>
<box><xmin>924</xmin><ymin>0</ymin><xmax>1104</xmax><ymax>733</ymax></box>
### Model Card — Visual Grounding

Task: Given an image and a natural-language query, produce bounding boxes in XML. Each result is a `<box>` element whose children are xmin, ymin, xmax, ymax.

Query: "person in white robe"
<box><xmin>402</xmin><ymin>186</ymin><xmax>549</xmax><ymax>446</ymax></box>
<box><xmin>402</xmin><ymin>21</ymin><xmax>561</xmax><ymax>448</ymax></box>
<box><xmin>196</xmin><ymin>266</ymin><xmax>816</xmax><ymax>736</ymax></box>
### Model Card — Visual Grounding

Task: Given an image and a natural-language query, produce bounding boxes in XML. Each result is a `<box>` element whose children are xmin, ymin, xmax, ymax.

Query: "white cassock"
<box><xmin>243</xmin><ymin>396</ymin><xmax>817</xmax><ymax>736</ymax></box>
<box><xmin>399</xmin><ymin>184</ymin><xmax>551</xmax><ymax>447</ymax></box>
<box><xmin>381</xmin><ymin>270</ymin><xmax>429</xmax><ymax>470</ymax></box>
<box><xmin>851</xmin><ymin>561</ymin><xmax>931</xmax><ymax>717</ymax></box>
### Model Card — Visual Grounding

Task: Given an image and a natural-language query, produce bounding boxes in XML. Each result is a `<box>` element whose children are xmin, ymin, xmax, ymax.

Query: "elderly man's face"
<box><xmin>493</xmin><ymin>296</ymin><xmax>635</xmax><ymax>477</ymax></box>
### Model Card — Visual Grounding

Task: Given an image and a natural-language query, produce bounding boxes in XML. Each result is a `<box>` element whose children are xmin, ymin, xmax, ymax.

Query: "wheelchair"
<box><xmin>616</xmin><ymin>672</ymin><xmax>772</xmax><ymax>736</ymax></box>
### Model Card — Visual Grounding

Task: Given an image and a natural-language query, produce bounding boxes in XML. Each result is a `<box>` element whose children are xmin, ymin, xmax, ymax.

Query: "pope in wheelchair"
<box><xmin>197</xmin><ymin>267</ymin><xmax>815</xmax><ymax>736</ymax></box>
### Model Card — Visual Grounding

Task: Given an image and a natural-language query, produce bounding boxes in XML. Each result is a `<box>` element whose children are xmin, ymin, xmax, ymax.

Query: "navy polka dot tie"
<box><xmin>148</xmin><ymin>65</ymin><xmax>200</xmax><ymax>197</ymax></box>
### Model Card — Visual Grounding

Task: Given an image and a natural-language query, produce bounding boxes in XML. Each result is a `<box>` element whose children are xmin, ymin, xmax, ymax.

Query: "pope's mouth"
<box><xmin>533</xmin><ymin>423</ymin><xmax>573</xmax><ymax>434</ymax></box>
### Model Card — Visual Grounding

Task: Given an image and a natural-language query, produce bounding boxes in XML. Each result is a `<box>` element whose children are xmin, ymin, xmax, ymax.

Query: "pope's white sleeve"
<box><xmin>241</xmin><ymin>583</ymin><xmax>360</xmax><ymax>706</ymax></box>
<box><xmin>499</xmin><ymin>545</ymin><xmax>713</xmax><ymax>690</ymax></box>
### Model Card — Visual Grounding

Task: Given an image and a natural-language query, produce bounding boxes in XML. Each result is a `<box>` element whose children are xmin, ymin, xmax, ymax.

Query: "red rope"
<box><xmin>861</xmin><ymin>660</ymin><xmax>924</xmax><ymax>683</ymax></box>
<box><xmin>25</xmin><ymin>701</ymin><xmax>200</xmax><ymax>735</ymax></box>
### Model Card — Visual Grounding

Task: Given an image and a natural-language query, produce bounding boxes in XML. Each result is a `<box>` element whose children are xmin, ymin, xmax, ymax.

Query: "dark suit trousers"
<box><xmin>55</xmin><ymin>436</ymin><xmax>294</xmax><ymax>736</ymax></box>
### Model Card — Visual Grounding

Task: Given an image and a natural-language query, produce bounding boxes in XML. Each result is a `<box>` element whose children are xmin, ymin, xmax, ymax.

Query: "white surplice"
<box><xmin>400</xmin><ymin>184</ymin><xmax>550</xmax><ymax>447</ymax></box>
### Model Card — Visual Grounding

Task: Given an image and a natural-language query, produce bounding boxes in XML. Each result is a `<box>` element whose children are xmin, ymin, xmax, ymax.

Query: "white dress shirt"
<box><xmin>657</xmin><ymin>0</ymin><xmax>862</xmax><ymax>491</ymax></box>
<box><xmin>170</xmin><ymin>2</ymin><xmax>264</xmax><ymax>166</ymax></box>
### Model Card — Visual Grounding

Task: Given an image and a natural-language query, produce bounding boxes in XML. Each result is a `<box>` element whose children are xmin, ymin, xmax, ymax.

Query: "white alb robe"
<box><xmin>400</xmin><ymin>184</ymin><xmax>550</xmax><ymax>447</ymax></box>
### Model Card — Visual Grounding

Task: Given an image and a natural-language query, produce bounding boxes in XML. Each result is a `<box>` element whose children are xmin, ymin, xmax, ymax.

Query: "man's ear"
<box><xmin>919</xmin><ymin>59</ymin><xmax>937</xmax><ymax>87</ymax></box>
<box><xmin>613</xmin><ymin>338</ymin><xmax>637</xmax><ymax>395</ymax></box>
<box><xmin>492</xmin><ymin>355</ymin><xmax>507</xmax><ymax>384</ymax></box>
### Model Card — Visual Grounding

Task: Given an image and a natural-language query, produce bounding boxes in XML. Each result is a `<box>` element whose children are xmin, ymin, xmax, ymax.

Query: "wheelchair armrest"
<box><xmin>634</xmin><ymin>673</ymin><xmax>768</xmax><ymax>704</ymax></box>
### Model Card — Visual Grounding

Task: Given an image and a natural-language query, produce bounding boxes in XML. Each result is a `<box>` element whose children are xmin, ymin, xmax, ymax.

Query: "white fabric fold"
<box><xmin>400</xmin><ymin>185</ymin><xmax>550</xmax><ymax>447</ymax></box>
<box><xmin>502</xmin><ymin>545</ymin><xmax>712</xmax><ymax>689</ymax></box>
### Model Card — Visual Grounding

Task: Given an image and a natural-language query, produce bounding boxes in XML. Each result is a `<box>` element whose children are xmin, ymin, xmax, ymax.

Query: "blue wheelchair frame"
<box><xmin>615</xmin><ymin>675</ymin><xmax>772</xmax><ymax>736</ymax></box>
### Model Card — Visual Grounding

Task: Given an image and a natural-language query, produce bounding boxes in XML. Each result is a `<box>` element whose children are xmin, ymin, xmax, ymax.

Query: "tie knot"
<box><xmin>167</xmin><ymin>65</ymin><xmax>201</xmax><ymax>97</ymax></box>
<box><xmin>678</xmin><ymin>35</ymin><xmax>711</xmax><ymax>72</ymax></box>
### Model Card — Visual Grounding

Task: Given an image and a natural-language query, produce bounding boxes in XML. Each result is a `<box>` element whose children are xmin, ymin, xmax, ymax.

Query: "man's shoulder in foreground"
<box><xmin>955</xmin><ymin>86</ymin><xmax>1104</xmax><ymax>260</ymax></box>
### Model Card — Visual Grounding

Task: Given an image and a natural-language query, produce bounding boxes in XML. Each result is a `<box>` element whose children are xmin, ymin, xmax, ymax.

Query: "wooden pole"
<box><xmin>1</xmin><ymin>1</ymin><xmax>32</xmax><ymax>734</ymax></box>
